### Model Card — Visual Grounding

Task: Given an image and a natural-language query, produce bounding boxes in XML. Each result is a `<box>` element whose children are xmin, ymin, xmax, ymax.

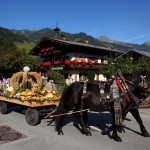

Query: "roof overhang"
<box><xmin>29</xmin><ymin>37</ymin><xmax>123</xmax><ymax>56</ymax></box>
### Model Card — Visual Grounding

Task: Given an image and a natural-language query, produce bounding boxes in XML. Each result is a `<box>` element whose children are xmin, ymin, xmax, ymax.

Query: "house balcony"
<box><xmin>36</xmin><ymin>59</ymin><xmax>105</xmax><ymax>71</ymax></box>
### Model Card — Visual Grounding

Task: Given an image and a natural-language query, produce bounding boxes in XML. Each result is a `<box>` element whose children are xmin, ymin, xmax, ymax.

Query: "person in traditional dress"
<box><xmin>65</xmin><ymin>75</ymin><xmax>73</xmax><ymax>86</ymax></box>
<box><xmin>44</xmin><ymin>78</ymin><xmax>57</xmax><ymax>91</ymax></box>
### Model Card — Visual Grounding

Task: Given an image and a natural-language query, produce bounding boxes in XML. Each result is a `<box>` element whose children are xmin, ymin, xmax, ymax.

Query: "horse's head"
<box><xmin>137</xmin><ymin>71</ymin><xmax>150</xmax><ymax>93</ymax></box>
<box><xmin>139</xmin><ymin>75</ymin><xmax>150</xmax><ymax>92</ymax></box>
<box><xmin>124</xmin><ymin>72</ymin><xmax>150</xmax><ymax>100</ymax></box>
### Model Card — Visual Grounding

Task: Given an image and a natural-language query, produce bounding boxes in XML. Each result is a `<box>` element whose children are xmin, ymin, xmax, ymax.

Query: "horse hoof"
<box><xmin>112</xmin><ymin>134</ymin><xmax>122</xmax><ymax>142</ymax></box>
<box><xmin>141</xmin><ymin>130</ymin><xmax>150</xmax><ymax>137</ymax></box>
<box><xmin>82</xmin><ymin>131</ymin><xmax>92</xmax><ymax>136</ymax></box>
<box><xmin>142</xmin><ymin>132</ymin><xmax>150</xmax><ymax>137</ymax></box>
<box><xmin>118</xmin><ymin>127</ymin><xmax>125</xmax><ymax>133</ymax></box>
<box><xmin>85</xmin><ymin>124</ymin><xmax>90</xmax><ymax>130</ymax></box>
<box><xmin>58</xmin><ymin>130</ymin><xmax>64</xmax><ymax>135</ymax></box>
<box><xmin>101</xmin><ymin>130</ymin><xmax>107</xmax><ymax>135</ymax></box>
<box><xmin>88</xmin><ymin>132</ymin><xmax>92</xmax><ymax>136</ymax></box>
<box><xmin>87</xmin><ymin>132</ymin><xmax>92</xmax><ymax>136</ymax></box>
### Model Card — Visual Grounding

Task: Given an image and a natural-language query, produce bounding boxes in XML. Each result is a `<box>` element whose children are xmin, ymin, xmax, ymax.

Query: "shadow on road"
<box><xmin>47</xmin><ymin>112</ymin><xmax>113</xmax><ymax>131</ymax></box>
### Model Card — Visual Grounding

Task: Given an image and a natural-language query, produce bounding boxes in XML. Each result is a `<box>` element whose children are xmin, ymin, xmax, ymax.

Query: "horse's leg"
<box><xmin>116</xmin><ymin>111</ymin><xmax>128</xmax><ymax>133</ymax></box>
<box><xmin>55</xmin><ymin>115</ymin><xmax>65</xmax><ymax>135</ymax></box>
<box><xmin>83</xmin><ymin>111</ymin><xmax>90</xmax><ymax>129</ymax></box>
<box><xmin>129</xmin><ymin>109</ymin><xmax>150</xmax><ymax>137</ymax></box>
<box><xmin>55</xmin><ymin>109</ymin><xmax>68</xmax><ymax>135</ymax></box>
<box><xmin>102</xmin><ymin>113</ymin><xmax>122</xmax><ymax>142</ymax></box>
<box><xmin>111</xmin><ymin>112</ymin><xmax>122</xmax><ymax>142</ymax></box>
<box><xmin>108</xmin><ymin>112</ymin><xmax>128</xmax><ymax>134</ymax></box>
<box><xmin>78</xmin><ymin>111</ymin><xmax>92</xmax><ymax>136</ymax></box>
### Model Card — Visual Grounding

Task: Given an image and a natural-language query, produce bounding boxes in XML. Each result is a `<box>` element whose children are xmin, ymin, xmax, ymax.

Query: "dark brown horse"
<box><xmin>54</xmin><ymin>71</ymin><xmax>150</xmax><ymax>142</ymax></box>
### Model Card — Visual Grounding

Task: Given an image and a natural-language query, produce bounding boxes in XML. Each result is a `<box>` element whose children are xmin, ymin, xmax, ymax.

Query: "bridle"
<box><xmin>125</xmin><ymin>75</ymin><xmax>150</xmax><ymax>93</ymax></box>
<box><xmin>139</xmin><ymin>75</ymin><xmax>148</xmax><ymax>89</ymax></box>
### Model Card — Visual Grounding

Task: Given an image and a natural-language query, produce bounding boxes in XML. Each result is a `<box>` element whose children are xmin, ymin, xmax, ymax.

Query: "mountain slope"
<box><xmin>0</xmin><ymin>27</ymin><xmax>34</xmax><ymax>54</ymax></box>
<box><xmin>98</xmin><ymin>36</ymin><xmax>150</xmax><ymax>52</ymax></box>
<box><xmin>0</xmin><ymin>27</ymin><xmax>28</xmax><ymax>43</ymax></box>
<box><xmin>11</xmin><ymin>28</ymin><xmax>150</xmax><ymax>52</ymax></box>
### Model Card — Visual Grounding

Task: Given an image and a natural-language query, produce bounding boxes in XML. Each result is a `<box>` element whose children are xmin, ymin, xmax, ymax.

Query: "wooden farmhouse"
<box><xmin>30</xmin><ymin>35</ymin><xmax>123</xmax><ymax>81</ymax></box>
<box><xmin>123</xmin><ymin>49</ymin><xmax>150</xmax><ymax>60</ymax></box>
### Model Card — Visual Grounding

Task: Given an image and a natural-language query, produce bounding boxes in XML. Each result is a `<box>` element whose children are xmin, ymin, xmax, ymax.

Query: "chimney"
<box><xmin>84</xmin><ymin>40</ymin><xmax>89</xmax><ymax>44</ymax></box>
<box><xmin>61</xmin><ymin>34</ymin><xmax>67</xmax><ymax>40</ymax></box>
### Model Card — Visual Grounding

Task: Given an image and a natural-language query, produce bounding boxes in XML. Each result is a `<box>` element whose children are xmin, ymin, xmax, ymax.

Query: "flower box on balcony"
<box><xmin>40</xmin><ymin>46</ymin><xmax>54</xmax><ymax>53</ymax></box>
<box><xmin>43</xmin><ymin>62</ymin><xmax>51</xmax><ymax>67</ymax></box>
<box><xmin>54</xmin><ymin>60</ymin><xmax>61</xmax><ymax>66</ymax></box>
<box><xmin>71</xmin><ymin>60</ymin><xmax>78</xmax><ymax>66</ymax></box>
<box><xmin>64</xmin><ymin>59</ymin><xmax>71</xmax><ymax>66</ymax></box>
<box><xmin>82</xmin><ymin>60</ymin><xmax>86</xmax><ymax>66</ymax></box>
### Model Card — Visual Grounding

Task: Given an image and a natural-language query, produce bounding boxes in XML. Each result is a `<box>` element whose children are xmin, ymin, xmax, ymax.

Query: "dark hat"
<box><xmin>48</xmin><ymin>77</ymin><xmax>53</xmax><ymax>81</ymax></box>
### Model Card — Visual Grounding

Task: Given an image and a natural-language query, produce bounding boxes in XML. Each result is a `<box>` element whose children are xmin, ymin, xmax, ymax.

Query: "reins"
<box><xmin>45</xmin><ymin>81</ymin><xmax>89</xmax><ymax>119</ymax></box>
<box><xmin>45</xmin><ymin>108</ymin><xmax>90</xmax><ymax>119</ymax></box>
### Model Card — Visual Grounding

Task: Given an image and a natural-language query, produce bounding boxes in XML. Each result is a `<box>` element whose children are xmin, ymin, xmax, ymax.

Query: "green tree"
<box><xmin>0</xmin><ymin>48</ymin><xmax>39</xmax><ymax>77</ymax></box>
<box><xmin>135</xmin><ymin>56</ymin><xmax>150</xmax><ymax>72</ymax></box>
<box><xmin>87</xmin><ymin>71</ymin><xmax>95</xmax><ymax>82</ymax></box>
<box><xmin>100</xmin><ymin>56</ymin><xmax>150</xmax><ymax>78</ymax></box>
<box><xmin>46</xmin><ymin>70</ymin><xmax>66</xmax><ymax>94</ymax></box>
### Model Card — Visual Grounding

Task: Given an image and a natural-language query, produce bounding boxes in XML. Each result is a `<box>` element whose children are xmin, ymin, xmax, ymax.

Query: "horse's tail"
<box><xmin>54</xmin><ymin>83</ymin><xmax>74</xmax><ymax>130</ymax></box>
<box><xmin>54</xmin><ymin>82</ymin><xmax>83</xmax><ymax>131</ymax></box>
<box><xmin>56</xmin><ymin>85</ymin><xmax>71</xmax><ymax>112</ymax></box>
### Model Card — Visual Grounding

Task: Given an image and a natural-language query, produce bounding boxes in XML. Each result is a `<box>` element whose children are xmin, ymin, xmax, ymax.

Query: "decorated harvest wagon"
<box><xmin>0</xmin><ymin>67</ymin><xmax>61</xmax><ymax>125</ymax></box>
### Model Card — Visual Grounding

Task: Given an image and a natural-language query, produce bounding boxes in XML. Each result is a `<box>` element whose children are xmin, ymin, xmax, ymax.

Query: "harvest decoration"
<box><xmin>10</xmin><ymin>71</ymin><xmax>41</xmax><ymax>90</ymax></box>
<box><xmin>3</xmin><ymin>71</ymin><xmax>61</xmax><ymax>103</ymax></box>
<box><xmin>20</xmin><ymin>89</ymin><xmax>61</xmax><ymax>102</ymax></box>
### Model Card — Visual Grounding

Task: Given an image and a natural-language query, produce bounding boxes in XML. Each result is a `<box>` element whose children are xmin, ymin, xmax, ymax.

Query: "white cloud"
<box><xmin>124</xmin><ymin>35</ymin><xmax>150</xmax><ymax>43</ymax></box>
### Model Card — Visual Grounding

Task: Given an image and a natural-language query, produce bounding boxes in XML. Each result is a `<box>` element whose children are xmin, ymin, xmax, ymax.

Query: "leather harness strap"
<box><xmin>114</xmin><ymin>78</ymin><xmax>130</xmax><ymax>103</ymax></box>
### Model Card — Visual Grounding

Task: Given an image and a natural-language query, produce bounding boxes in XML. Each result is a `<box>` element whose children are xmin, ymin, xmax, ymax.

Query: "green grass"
<box><xmin>15</xmin><ymin>41</ymin><xmax>36</xmax><ymax>52</ymax></box>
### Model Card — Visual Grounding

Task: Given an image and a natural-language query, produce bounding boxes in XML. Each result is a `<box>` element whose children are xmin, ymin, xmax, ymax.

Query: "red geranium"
<box><xmin>89</xmin><ymin>62</ymin><xmax>94</xmax><ymax>66</ymax></box>
<box><xmin>45</xmin><ymin>46</ymin><xmax>54</xmax><ymax>52</ymax></box>
<box><xmin>36</xmin><ymin>62</ymin><xmax>43</xmax><ymax>67</ymax></box>
<box><xmin>82</xmin><ymin>60</ymin><xmax>86</xmax><ymax>66</ymax></box>
<box><xmin>41</xmin><ymin>48</ymin><xmax>46</xmax><ymax>53</ymax></box>
<box><xmin>64</xmin><ymin>59</ymin><xmax>71</xmax><ymax>65</ymax></box>
<box><xmin>54</xmin><ymin>60</ymin><xmax>61</xmax><ymax>65</ymax></box>
<box><xmin>43</xmin><ymin>62</ymin><xmax>51</xmax><ymax>67</ymax></box>
<box><xmin>71</xmin><ymin>60</ymin><xmax>78</xmax><ymax>66</ymax></box>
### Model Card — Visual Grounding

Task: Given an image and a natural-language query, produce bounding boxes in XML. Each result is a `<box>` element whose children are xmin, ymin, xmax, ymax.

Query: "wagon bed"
<box><xmin>0</xmin><ymin>96</ymin><xmax>59</xmax><ymax>107</ymax></box>
<box><xmin>0</xmin><ymin>95</ymin><xmax>59</xmax><ymax>126</ymax></box>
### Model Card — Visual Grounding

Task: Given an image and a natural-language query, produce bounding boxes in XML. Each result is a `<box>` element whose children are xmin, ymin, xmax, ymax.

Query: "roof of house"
<box><xmin>29</xmin><ymin>37</ymin><xmax>123</xmax><ymax>55</ymax></box>
<box><xmin>29</xmin><ymin>37</ymin><xmax>150</xmax><ymax>59</ymax></box>
<box><xmin>125</xmin><ymin>49</ymin><xmax>150</xmax><ymax>58</ymax></box>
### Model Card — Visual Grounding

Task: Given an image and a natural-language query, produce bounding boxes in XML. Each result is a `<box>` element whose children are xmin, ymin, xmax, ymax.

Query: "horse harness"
<box><xmin>81</xmin><ymin>81</ymin><xmax>87</xmax><ymax>110</ymax></box>
<box><xmin>80</xmin><ymin>71</ymin><xmax>136</xmax><ymax>126</ymax></box>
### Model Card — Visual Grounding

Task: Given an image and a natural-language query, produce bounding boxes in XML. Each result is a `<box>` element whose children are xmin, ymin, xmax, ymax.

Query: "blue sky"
<box><xmin>0</xmin><ymin>0</ymin><xmax>150</xmax><ymax>44</ymax></box>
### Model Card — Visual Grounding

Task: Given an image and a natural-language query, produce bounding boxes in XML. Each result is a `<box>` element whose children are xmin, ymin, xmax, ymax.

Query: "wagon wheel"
<box><xmin>0</xmin><ymin>101</ymin><xmax>8</xmax><ymax>114</ymax></box>
<box><xmin>25</xmin><ymin>108</ymin><xmax>40</xmax><ymax>126</ymax></box>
